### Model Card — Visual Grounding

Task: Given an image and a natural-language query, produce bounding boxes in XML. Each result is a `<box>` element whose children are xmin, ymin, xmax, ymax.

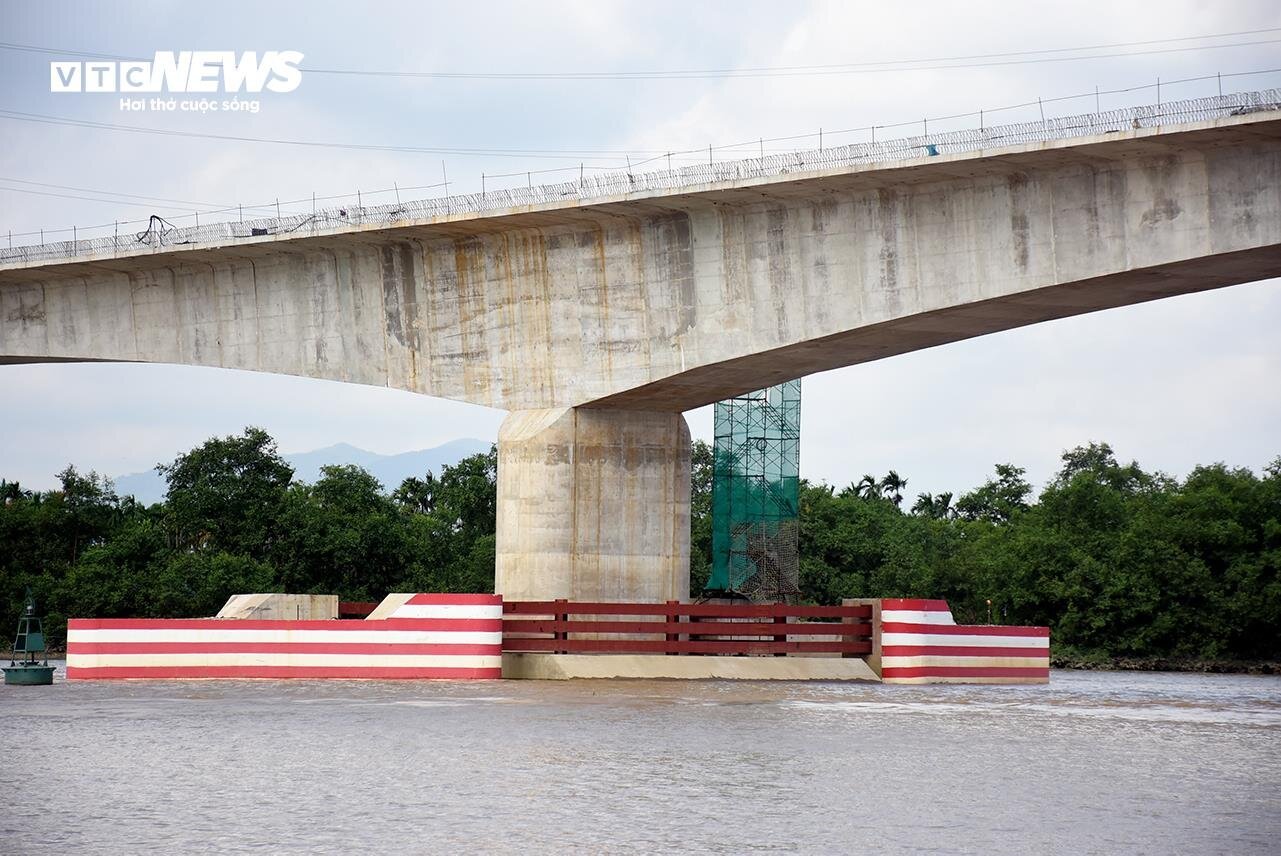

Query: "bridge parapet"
<box><xmin>3</xmin><ymin>89</ymin><xmax>1277</xmax><ymax>269</ymax></box>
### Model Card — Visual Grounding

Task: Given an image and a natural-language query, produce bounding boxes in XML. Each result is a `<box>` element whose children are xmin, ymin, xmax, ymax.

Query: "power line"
<box><xmin>307</xmin><ymin>36</ymin><xmax>1281</xmax><ymax>80</ymax></box>
<box><xmin>0</xmin><ymin>176</ymin><xmax>227</xmax><ymax>208</ymax></box>
<box><xmin>0</xmin><ymin>184</ymin><xmax>220</xmax><ymax>211</ymax></box>
<box><xmin>0</xmin><ymin>110</ymin><xmax>646</xmax><ymax>160</ymax></box>
<box><xmin>0</xmin><ymin>42</ymin><xmax>134</xmax><ymax>61</ymax></box>
<box><xmin>0</xmin><ymin>184</ymin><xmax>297</xmax><ymax>218</ymax></box>
<box><xmin>4</xmin><ymin>27</ymin><xmax>1281</xmax><ymax>80</ymax></box>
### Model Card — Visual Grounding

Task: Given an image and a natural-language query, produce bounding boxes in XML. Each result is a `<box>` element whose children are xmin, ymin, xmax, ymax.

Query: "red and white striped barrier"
<box><xmin>67</xmin><ymin>594</ymin><xmax>503</xmax><ymax>680</ymax></box>
<box><xmin>879</xmin><ymin>598</ymin><xmax>1049</xmax><ymax>684</ymax></box>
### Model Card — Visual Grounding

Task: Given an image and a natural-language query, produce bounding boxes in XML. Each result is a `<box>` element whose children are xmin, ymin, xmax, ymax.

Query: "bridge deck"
<box><xmin>2</xmin><ymin>89</ymin><xmax>1277</xmax><ymax>280</ymax></box>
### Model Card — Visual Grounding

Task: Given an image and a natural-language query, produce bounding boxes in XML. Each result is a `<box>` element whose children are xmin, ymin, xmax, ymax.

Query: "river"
<box><xmin>2</xmin><ymin>667</ymin><xmax>1279</xmax><ymax>854</ymax></box>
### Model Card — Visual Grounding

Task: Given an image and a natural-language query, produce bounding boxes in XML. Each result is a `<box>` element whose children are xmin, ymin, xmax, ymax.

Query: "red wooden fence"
<box><xmin>503</xmin><ymin>600</ymin><xmax>873</xmax><ymax>657</ymax></box>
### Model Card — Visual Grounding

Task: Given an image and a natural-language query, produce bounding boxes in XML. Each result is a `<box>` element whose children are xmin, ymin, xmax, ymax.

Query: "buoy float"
<box><xmin>4</xmin><ymin>588</ymin><xmax>55</xmax><ymax>686</ymax></box>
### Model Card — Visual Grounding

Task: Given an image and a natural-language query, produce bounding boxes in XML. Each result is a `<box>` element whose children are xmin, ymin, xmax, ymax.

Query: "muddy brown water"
<box><xmin>2</xmin><ymin>667</ymin><xmax>1279</xmax><ymax>854</ymax></box>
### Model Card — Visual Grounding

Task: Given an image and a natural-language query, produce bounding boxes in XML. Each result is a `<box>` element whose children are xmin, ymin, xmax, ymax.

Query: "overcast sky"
<box><xmin>1</xmin><ymin>0</ymin><xmax>1279</xmax><ymax>499</ymax></box>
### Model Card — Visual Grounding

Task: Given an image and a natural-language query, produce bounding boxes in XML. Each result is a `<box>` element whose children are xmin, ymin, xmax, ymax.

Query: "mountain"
<box><xmin>112</xmin><ymin>438</ymin><xmax>492</xmax><ymax>505</ymax></box>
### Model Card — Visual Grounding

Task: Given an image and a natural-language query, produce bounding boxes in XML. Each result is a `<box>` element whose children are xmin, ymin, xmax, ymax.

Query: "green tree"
<box><xmin>689</xmin><ymin>440</ymin><xmax>714</xmax><ymax>596</ymax></box>
<box><xmin>912</xmin><ymin>492</ymin><xmax>954</xmax><ymax>519</ymax></box>
<box><xmin>956</xmin><ymin>463</ymin><xmax>1032</xmax><ymax>523</ymax></box>
<box><xmin>880</xmin><ymin>470</ymin><xmax>908</xmax><ymax>508</ymax></box>
<box><xmin>59</xmin><ymin>515</ymin><xmax>171</xmax><ymax>622</ymax></box>
<box><xmin>158</xmin><ymin>426</ymin><xmax>294</xmax><ymax>560</ymax></box>
<box><xmin>271</xmin><ymin>465</ymin><xmax>410</xmax><ymax>600</ymax></box>
<box><xmin>849</xmin><ymin>474</ymin><xmax>881</xmax><ymax>500</ymax></box>
<box><xmin>150</xmin><ymin>552</ymin><xmax>275</xmax><ymax>618</ymax></box>
<box><xmin>5</xmin><ymin>428</ymin><xmax>1279</xmax><ymax>665</ymax></box>
<box><xmin>433</xmin><ymin>447</ymin><xmax>498</xmax><ymax>542</ymax></box>
<box><xmin>392</xmin><ymin>472</ymin><xmax>439</xmax><ymax>514</ymax></box>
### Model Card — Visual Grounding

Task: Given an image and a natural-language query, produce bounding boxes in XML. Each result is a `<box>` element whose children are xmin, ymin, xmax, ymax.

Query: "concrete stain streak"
<box><xmin>876</xmin><ymin>188</ymin><xmax>901</xmax><ymax>315</ymax></box>
<box><xmin>453</xmin><ymin>237</ymin><xmax>490</xmax><ymax>406</ymax></box>
<box><xmin>534</xmin><ymin>231</ymin><xmax>557</xmax><ymax>402</ymax></box>
<box><xmin>765</xmin><ymin>204</ymin><xmax>791</xmax><ymax>343</ymax></box>
<box><xmin>592</xmin><ymin>227</ymin><xmax>613</xmax><ymax>382</ymax></box>
<box><xmin>379</xmin><ymin>244</ymin><xmax>407</xmax><ymax>348</ymax></box>
<box><xmin>1008</xmin><ymin>173</ymin><xmax>1032</xmax><ymax>272</ymax></box>
<box><xmin>497</xmin><ymin>232</ymin><xmax>520</xmax><ymax>405</ymax></box>
<box><xmin>6</xmin><ymin>284</ymin><xmax>46</xmax><ymax>326</ymax></box>
<box><xmin>1139</xmin><ymin>156</ymin><xmax>1185</xmax><ymax>231</ymax></box>
<box><xmin>667</xmin><ymin>214</ymin><xmax>696</xmax><ymax>337</ymax></box>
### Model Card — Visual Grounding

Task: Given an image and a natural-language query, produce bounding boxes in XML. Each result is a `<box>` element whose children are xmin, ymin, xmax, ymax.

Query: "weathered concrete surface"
<box><xmin>501</xmin><ymin>652</ymin><xmax>881</xmax><ymax>681</ymax></box>
<box><xmin>215</xmin><ymin>593</ymin><xmax>337</xmax><ymax>620</ymax></box>
<box><xmin>7</xmin><ymin>113</ymin><xmax>1281</xmax><ymax>415</ymax></box>
<box><xmin>496</xmin><ymin>407</ymin><xmax>690</xmax><ymax>603</ymax></box>
<box><xmin>2</xmin><ymin>115</ymin><xmax>1278</xmax><ymax>412</ymax></box>
<box><xmin>4</xmin><ymin>114</ymin><xmax>1280</xmax><ymax>603</ymax></box>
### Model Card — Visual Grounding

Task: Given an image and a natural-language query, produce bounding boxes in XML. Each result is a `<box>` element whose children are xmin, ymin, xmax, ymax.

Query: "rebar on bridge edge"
<box><xmin>3</xmin><ymin>88</ymin><xmax>1280</xmax><ymax>265</ymax></box>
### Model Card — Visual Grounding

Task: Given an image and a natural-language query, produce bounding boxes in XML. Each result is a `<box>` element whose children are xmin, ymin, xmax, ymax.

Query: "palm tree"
<box><xmin>880</xmin><ymin>470</ymin><xmax>908</xmax><ymax>508</ymax></box>
<box><xmin>912</xmin><ymin>491</ymin><xmax>954</xmax><ymax>519</ymax></box>
<box><xmin>854</xmin><ymin>474</ymin><xmax>881</xmax><ymax>500</ymax></box>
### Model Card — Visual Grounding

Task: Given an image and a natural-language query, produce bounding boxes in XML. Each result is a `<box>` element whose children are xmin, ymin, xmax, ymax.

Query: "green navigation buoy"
<box><xmin>4</xmin><ymin>588</ymin><xmax>55</xmax><ymax>686</ymax></box>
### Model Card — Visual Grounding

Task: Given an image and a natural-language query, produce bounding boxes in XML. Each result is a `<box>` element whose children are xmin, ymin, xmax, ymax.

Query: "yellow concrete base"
<box><xmin>501</xmin><ymin>653</ymin><xmax>880</xmax><ymax>681</ymax></box>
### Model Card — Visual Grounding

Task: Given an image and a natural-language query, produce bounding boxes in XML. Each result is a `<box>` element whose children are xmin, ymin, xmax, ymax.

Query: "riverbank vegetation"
<box><xmin>3</xmin><ymin>428</ymin><xmax>1278</xmax><ymax>665</ymax></box>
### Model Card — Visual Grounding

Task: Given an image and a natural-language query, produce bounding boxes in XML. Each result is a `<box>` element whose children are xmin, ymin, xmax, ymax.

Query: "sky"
<box><xmin>1</xmin><ymin>0</ymin><xmax>1279</xmax><ymax>499</ymax></box>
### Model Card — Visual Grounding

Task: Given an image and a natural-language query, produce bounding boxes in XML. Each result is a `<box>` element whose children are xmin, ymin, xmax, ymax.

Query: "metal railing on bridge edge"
<box><xmin>3</xmin><ymin>87</ymin><xmax>1279</xmax><ymax>267</ymax></box>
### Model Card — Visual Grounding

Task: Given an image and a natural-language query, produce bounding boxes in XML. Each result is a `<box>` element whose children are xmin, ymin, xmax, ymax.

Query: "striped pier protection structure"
<box><xmin>66</xmin><ymin>593</ymin><xmax>1048</xmax><ymax>683</ymax></box>
<box><xmin>878</xmin><ymin>598</ymin><xmax>1050</xmax><ymax>684</ymax></box>
<box><xmin>66</xmin><ymin>594</ymin><xmax>503</xmax><ymax>680</ymax></box>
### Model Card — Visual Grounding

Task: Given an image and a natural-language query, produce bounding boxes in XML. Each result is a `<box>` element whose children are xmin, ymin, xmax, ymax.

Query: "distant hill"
<box><xmin>113</xmin><ymin>438</ymin><xmax>492</xmax><ymax>505</ymax></box>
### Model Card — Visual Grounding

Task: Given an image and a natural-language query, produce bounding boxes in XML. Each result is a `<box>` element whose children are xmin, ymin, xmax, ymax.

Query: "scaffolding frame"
<box><xmin>709</xmin><ymin>380</ymin><xmax>801</xmax><ymax>602</ymax></box>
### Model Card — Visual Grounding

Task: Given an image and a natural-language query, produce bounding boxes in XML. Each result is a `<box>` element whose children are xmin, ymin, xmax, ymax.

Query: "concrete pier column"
<box><xmin>495</xmin><ymin>407</ymin><xmax>691</xmax><ymax>603</ymax></box>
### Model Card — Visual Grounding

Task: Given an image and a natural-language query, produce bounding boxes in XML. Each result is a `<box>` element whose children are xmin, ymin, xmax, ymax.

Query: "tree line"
<box><xmin>2</xmin><ymin>427</ymin><xmax>1278</xmax><ymax>662</ymax></box>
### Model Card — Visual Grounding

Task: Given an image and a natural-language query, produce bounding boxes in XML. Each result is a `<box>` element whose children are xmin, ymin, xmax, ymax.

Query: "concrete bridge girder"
<box><xmin>3</xmin><ymin>120</ymin><xmax>1278</xmax><ymax>414</ymax></box>
<box><xmin>2</xmin><ymin>116</ymin><xmax>1280</xmax><ymax>602</ymax></box>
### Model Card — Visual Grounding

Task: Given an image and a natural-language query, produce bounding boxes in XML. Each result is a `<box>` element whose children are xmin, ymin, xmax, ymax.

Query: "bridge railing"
<box><xmin>502</xmin><ymin>600</ymin><xmax>873</xmax><ymax>656</ymax></box>
<box><xmin>4</xmin><ymin>88</ymin><xmax>1279</xmax><ymax>267</ymax></box>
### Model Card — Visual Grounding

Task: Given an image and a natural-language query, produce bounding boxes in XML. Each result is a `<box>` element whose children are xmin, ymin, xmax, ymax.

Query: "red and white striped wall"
<box><xmin>67</xmin><ymin>594</ymin><xmax>503</xmax><ymax>680</ymax></box>
<box><xmin>879</xmin><ymin>598</ymin><xmax>1049</xmax><ymax>684</ymax></box>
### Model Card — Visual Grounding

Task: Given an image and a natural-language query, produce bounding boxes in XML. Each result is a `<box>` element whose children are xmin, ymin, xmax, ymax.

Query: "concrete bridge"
<box><xmin>3</xmin><ymin>92</ymin><xmax>1280</xmax><ymax>604</ymax></box>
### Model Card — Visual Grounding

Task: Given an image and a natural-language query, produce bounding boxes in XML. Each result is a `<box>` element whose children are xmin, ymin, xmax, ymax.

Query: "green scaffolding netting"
<box><xmin>709</xmin><ymin>379</ymin><xmax>801</xmax><ymax>602</ymax></box>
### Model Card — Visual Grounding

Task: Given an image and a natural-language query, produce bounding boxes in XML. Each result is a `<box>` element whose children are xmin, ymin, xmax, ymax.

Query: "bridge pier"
<box><xmin>495</xmin><ymin>407</ymin><xmax>691</xmax><ymax>603</ymax></box>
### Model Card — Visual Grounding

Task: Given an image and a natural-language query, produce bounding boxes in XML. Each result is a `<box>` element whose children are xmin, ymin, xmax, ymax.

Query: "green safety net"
<box><xmin>709</xmin><ymin>380</ymin><xmax>801</xmax><ymax>602</ymax></box>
